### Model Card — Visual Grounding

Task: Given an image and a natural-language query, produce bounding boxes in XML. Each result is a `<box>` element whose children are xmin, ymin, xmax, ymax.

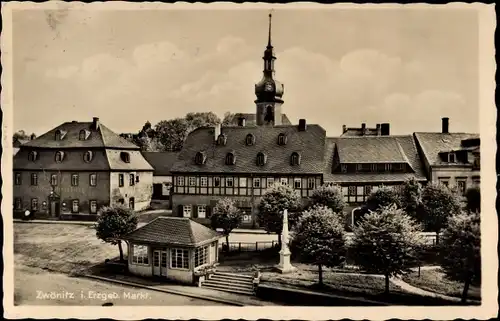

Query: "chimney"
<box><xmin>381</xmin><ymin>123</ymin><xmax>390</xmax><ymax>136</ymax></box>
<box><xmin>442</xmin><ymin>117</ymin><xmax>449</xmax><ymax>134</ymax></box>
<box><xmin>342</xmin><ymin>125</ymin><xmax>347</xmax><ymax>133</ymax></box>
<box><xmin>237</xmin><ymin>117</ymin><xmax>246</xmax><ymax>127</ymax></box>
<box><xmin>376</xmin><ymin>124</ymin><xmax>381</xmax><ymax>136</ymax></box>
<box><xmin>30</xmin><ymin>133</ymin><xmax>36</xmax><ymax>140</ymax></box>
<box><xmin>214</xmin><ymin>123</ymin><xmax>221</xmax><ymax>141</ymax></box>
<box><xmin>298</xmin><ymin>119</ymin><xmax>307</xmax><ymax>131</ymax></box>
<box><xmin>92</xmin><ymin>117</ymin><xmax>100</xmax><ymax>130</ymax></box>
<box><xmin>361</xmin><ymin>123</ymin><xmax>366</xmax><ymax>135</ymax></box>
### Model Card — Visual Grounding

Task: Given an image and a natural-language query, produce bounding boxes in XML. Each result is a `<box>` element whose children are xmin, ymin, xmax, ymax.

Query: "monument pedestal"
<box><xmin>275</xmin><ymin>245</ymin><xmax>296</xmax><ymax>274</ymax></box>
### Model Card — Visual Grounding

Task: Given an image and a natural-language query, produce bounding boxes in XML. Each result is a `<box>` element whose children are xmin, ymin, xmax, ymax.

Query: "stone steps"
<box><xmin>201</xmin><ymin>272</ymin><xmax>255</xmax><ymax>296</ymax></box>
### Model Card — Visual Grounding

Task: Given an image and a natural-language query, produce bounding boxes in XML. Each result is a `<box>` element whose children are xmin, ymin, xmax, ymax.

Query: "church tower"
<box><xmin>255</xmin><ymin>13</ymin><xmax>285</xmax><ymax>126</ymax></box>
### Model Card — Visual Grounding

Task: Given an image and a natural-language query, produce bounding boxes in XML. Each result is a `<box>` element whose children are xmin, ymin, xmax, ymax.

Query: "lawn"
<box><xmin>402</xmin><ymin>269</ymin><xmax>481</xmax><ymax>301</ymax></box>
<box><xmin>14</xmin><ymin>222</ymin><xmax>120</xmax><ymax>275</ymax></box>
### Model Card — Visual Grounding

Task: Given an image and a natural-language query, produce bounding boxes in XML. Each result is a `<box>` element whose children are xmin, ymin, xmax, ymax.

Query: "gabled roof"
<box><xmin>122</xmin><ymin>217</ymin><xmax>222</xmax><ymax>247</ymax></box>
<box><xmin>13</xmin><ymin>139</ymin><xmax>30</xmax><ymax>148</ymax></box>
<box><xmin>323</xmin><ymin>135</ymin><xmax>427</xmax><ymax>183</ymax></box>
<box><xmin>414</xmin><ymin>132</ymin><xmax>479</xmax><ymax>166</ymax></box>
<box><xmin>22</xmin><ymin>121</ymin><xmax>140</xmax><ymax>149</ymax></box>
<box><xmin>227</xmin><ymin>113</ymin><xmax>292</xmax><ymax>126</ymax></box>
<box><xmin>142</xmin><ymin>151</ymin><xmax>180</xmax><ymax>176</ymax></box>
<box><xmin>171</xmin><ymin>124</ymin><xmax>327</xmax><ymax>174</ymax></box>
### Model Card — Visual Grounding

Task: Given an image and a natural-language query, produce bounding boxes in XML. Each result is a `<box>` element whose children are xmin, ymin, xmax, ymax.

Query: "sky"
<box><xmin>12</xmin><ymin>6</ymin><xmax>479</xmax><ymax>136</ymax></box>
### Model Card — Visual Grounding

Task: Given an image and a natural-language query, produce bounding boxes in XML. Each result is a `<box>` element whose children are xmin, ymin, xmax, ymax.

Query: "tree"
<box><xmin>365</xmin><ymin>185</ymin><xmax>401</xmax><ymax>212</ymax></box>
<box><xmin>292</xmin><ymin>206</ymin><xmax>347</xmax><ymax>285</ymax></box>
<box><xmin>94</xmin><ymin>205</ymin><xmax>138</xmax><ymax>262</ymax></box>
<box><xmin>440</xmin><ymin>210</ymin><xmax>481</xmax><ymax>303</ymax></box>
<box><xmin>421</xmin><ymin>182</ymin><xmax>462</xmax><ymax>244</ymax></box>
<box><xmin>350</xmin><ymin>205</ymin><xmax>423</xmax><ymax>294</ymax></box>
<box><xmin>465</xmin><ymin>186</ymin><xmax>480</xmax><ymax>213</ymax></box>
<box><xmin>222</xmin><ymin>112</ymin><xmax>235</xmax><ymax>125</ymax></box>
<box><xmin>310</xmin><ymin>184</ymin><xmax>345</xmax><ymax>214</ymax></box>
<box><xmin>210</xmin><ymin>198</ymin><xmax>242</xmax><ymax>248</ymax></box>
<box><xmin>257</xmin><ymin>184</ymin><xmax>302</xmax><ymax>247</ymax></box>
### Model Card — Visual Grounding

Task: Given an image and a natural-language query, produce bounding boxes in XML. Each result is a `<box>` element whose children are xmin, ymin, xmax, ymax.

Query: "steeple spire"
<box><xmin>267</xmin><ymin>12</ymin><xmax>273</xmax><ymax>48</ymax></box>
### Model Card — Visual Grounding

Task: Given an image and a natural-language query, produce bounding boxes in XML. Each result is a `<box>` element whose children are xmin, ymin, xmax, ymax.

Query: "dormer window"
<box><xmin>55</xmin><ymin>151</ymin><xmax>65</xmax><ymax>163</ymax></box>
<box><xmin>256</xmin><ymin>152</ymin><xmax>267</xmax><ymax>166</ymax></box>
<box><xmin>55</xmin><ymin>130</ymin><xmax>62</xmax><ymax>141</ymax></box>
<box><xmin>277</xmin><ymin>133</ymin><xmax>287</xmax><ymax>146</ymax></box>
<box><xmin>120</xmin><ymin>152</ymin><xmax>131</xmax><ymax>163</ymax></box>
<box><xmin>83</xmin><ymin>151</ymin><xmax>93</xmax><ymax>163</ymax></box>
<box><xmin>195</xmin><ymin>152</ymin><xmax>206</xmax><ymax>165</ymax></box>
<box><xmin>384</xmin><ymin>163</ymin><xmax>392</xmax><ymax>172</ymax></box>
<box><xmin>28</xmin><ymin>151</ymin><xmax>39</xmax><ymax>162</ymax></box>
<box><xmin>225</xmin><ymin>152</ymin><xmax>236</xmax><ymax>165</ymax></box>
<box><xmin>217</xmin><ymin>134</ymin><xmax>227</xmax><ymax>146</ymax></box>
<box><xmin>79</xmin><ymin>130</ymin><xmax>90</xmax><ymax>141</ymax></box>
<box><xmin>290</xmin><ymin>152</ymin><xmax>301</xmax><ymax>166</ymax></box>
<box><xmin>448</xmin><ymin>152</ymin><xmax>456</xmax><ymax>163</ymax></box>
<box><xmin>245</xmin><ymin>134</ymin><xmax>255</xmax><ymax>146</ymax></box>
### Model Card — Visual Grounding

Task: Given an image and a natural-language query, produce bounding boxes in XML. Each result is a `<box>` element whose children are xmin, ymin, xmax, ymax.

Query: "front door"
<box><xmin>49</xmin><ymin>200</ymin><xmax>60</xmax><ymax>217</ymax></box>
<box><xmin>153</xmin><ymin>184</ymin><xmax>163</xmax><ymax>199</ymax></box>
<box><xmin>153</xmin><ymin>250</ymin><xmax>168</xmax><ymax>277</ymax></box>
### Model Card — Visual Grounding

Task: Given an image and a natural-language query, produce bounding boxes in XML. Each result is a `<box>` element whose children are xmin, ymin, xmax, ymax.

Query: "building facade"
<box><xmin>13</xmin><ymin>117</ymin><xmax>154</xmax><ymax>219</ymax></box>
<box><xmin>414</xmin><ymin>117</ymin><xmax>480</xmax><ymax>196</ymax></box>
<box><xmin>142</xmin><ymin>151</ymin><xmax>180</xmax><ymax>209</ymax></box>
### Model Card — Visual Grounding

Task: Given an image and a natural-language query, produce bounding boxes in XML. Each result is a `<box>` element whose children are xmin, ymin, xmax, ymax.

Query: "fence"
<box><xmin>219</xmin><ymin>241</ymin><xmax>278</xmax><ymax>252</ymax></box>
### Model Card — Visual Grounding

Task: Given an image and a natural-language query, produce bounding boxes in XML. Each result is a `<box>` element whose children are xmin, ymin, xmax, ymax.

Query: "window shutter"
<box><xmin>193</xmin><ymin>205</ymin><xmax>198</xmax><ymax>218</ymax></box>
<box><xmin>178</xmin><ymin>205</ymin><xmax>183</xmax><ymax>217</ymax></box>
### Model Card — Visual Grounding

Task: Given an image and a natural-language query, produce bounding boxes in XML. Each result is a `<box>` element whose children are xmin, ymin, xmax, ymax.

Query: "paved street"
<box><xmin>15</xmin><ymin>266</ymin><xmax>225</xmax><ymax>306</ymax></box>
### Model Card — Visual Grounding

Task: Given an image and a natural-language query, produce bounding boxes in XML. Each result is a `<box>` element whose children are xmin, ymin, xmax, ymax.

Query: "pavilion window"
<box><xmin>194</xmin><ymin>246</ymin><xmax>208</xmax><ymax>268</ymax></box>
<box><xmin>132</xmin><ymin>245</ymin><xmax>149</xmax><ymax>265</ymax></box>
<box><xmin>171</xmin><ymin>248</ymin><xmax>189</xmax><ymax>269</ymax></box>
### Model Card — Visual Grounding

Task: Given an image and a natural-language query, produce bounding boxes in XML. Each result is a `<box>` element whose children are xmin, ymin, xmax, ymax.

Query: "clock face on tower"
<box><xmin>265</xmin><ymin>82</ymin><xmax>273</xmax><ymax>92</ymax></box>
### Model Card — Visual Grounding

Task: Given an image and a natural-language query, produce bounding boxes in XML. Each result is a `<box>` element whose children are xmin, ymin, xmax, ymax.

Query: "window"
<box><xmin>384</xmin><ymin>164</ymin><xmax>392</xmax><ymax>172</ymax></box>
<box><xmin>448</xmin><ymin>153</ymin><xmax>456</xmax><ymax>163</ymax></box>
<box><xmin>356</xmin><ymin>164</ymin><xmax>363</xmax><ymax>172</ymax></box>
<box><xmin>55</xmin><ymin>151</ymin><xmax>64</xmax><ymax>163</ymax></box>
<box><xmin>200</xmin><ymin>177</ymin><xmax>208</xmax><ymax>187</ymax></box>
<box><xmin>277</xmin><ymin>133</ymin><xmax>287</xmax><ymax>145</ymax></box>
<box><xmin>456</xmin><ymin>180</ymin><xmax>467</xmax><ymax>195</ymax></box>
<box><xmin>195</xmin><ymin>152</ymin><xmax>206</xmax><ymax>165</ymax></box>
<box><xmin>395</xmin><ymin>163</ymin><xmax>404</xmax><ymax>171</ymax></box>
<box><xmin>55</xmin><ymin>130</ymin><xmax>62</xmax><ymax>141</ymax></box>
<box><xmin>89</xmin><ymin>174</ymin><xmax>97</xmax><ymax>186</ymax></box>
<box><xmin>253</xmin><ymin>178</ymin><xmax>261</xmax><ymax>188</ymax></box>
<box><xmin>90</xmin><ymin>200</ymin><xmax>98</xmax><ymax>214</ymax></box>
<box><xmin>118</xmin><ymin>174</ymin><xmax>124</xmax><ymax>187</ymax></box>
<box><xmin>365</xmin><ymin>185</ymin><xmax>372</xmax><ymax>195</ymax></box>
<box><xmin>183</xmin><ymin>205</ymin><xmax>192</xmax><ymax>217</ymax></box>
<box><xmin>217</xmin><ymin>134</ymin><xmax>227</xmax><ymax>146</ymax></box>
<box><xmin>348</xmin><ymin>186</ymin><xmax>356</xmax><ymax>195</ymax></box>
<box><xmin>290</xmin><ymin>152</ymin><xmax>301</xmax><ymax>166</ymax></box>
<box><xmin>197</xmin><ymin>205</ymin><xmax>207</xmax><ymax>218</ymax></box>
<box><xmin>226</xmin><ymin>177</ymin><xmax>234</xmax><ymax>187</ymax></box>
<box><xmin>71</xmin><ymin>174</ymin><xmax>79</xmax><ymax>186</ymax></box>
<box><xmin>50</xmin><ymin>174</ymin><xmax>58</xmax><ymax>186</ymax></box>
<box><xmin>30</xmin><ymin>173</ymin><xmax>38</xmax><ymax>186</ymax></box>
<box><xmin>341</xmin><ymin>164</ymin><xmax>348</xmax><ymax>173</ymax></box>
<box><xmin>307</xmin><ymin>178</ymin><xmax>315</xmax><ymax>189</ymax></box>
<box><xmin>256</xmin><ymin>152</ymin><xmax>266</xmax><ymax>166</ymax></box>
<box><xmin>225</xmin><ymin>152</ymin><xmax>235</xmax><ymax>165</ymax></box>
<box><xmin>136</xmin><ymin>175</ymin><xmax>140</xmax><ymax>183</ymax></box>
<box><xmin>438</xmin><ymin>178</ymin><xmax>449</xmax><ymax>187</ymax></box>
<box><xmin>177</xmin><ymin>176</ymin><xmax>185</xmax><ymax>186</ymax></box>
<box><xmin>188</xmin><ymin>177</ymin><xmax>196</xmax><ymax>186</ymax></box>
<box><xmin>129</xmin><ymin>197</ymin><xmax>135</xmax><ymax>209</ymax></box>
<box><xmin>31</xmin><ymin>198</ymin><xmax>38</xmax><ymax>211</ymax></box>
<box><xmin>195</xmin><ymin>246</ymin><xmax>208</xmax><ymax>268</ymax></box>
<box><xmin>239</xmin><ymin>177</ymin><xmax>247</xmax><ymax>188</ymax></box>
<box><xmin>15</xmin><ymin>173</ymin><xmax>22</xmax><ymax>185</ymax></box>
<box><xmin>79</xmin><ymin>130</ymin><xmax>86</xmax><ymax>141</ymax></box>
<box><xmin>15</xmin><ymin>198</ymin><xmax>22</xmax><ymax>210</ymax></box>
<box><xmin>294</xmin><ymin>178</ymin><xmax>302</xmax><ymax>189</ymax></box>
<box><xmin>132</xmin><ymin>245</ymin><xmax>149</xmax><ymax>265</ymax></box>
<box><xmin>118</xmin><ymin>198</ymin><xmax>125</xmax><ymax>205</ymax></box>
<box><xmin>129</xmin><ymin>174</ymin><xmax>135</xmax><ymax>186</ymax></box>
<box><xmin>370</xmin><ymin>164</ymin><xmax>377</xmax><ymax>172</ymax></box>
<box><xmin>120</xmin><ymin>152</ymin><xmax>131</xmax><ymax>163</ymax></box>
<box><xmin>28</xmin><ymin>151</ymin><xmax>38</xmax><ymax>162</ymax></box>
<box><xmin>242</xmin><ymin>213</ymin><xmax>252</xmax><ymax>223</ymax></box>
<box><xmin>280</xmin><ymin>177</ymin><xmax>288</xmax><ymax>186</ymax></box>
<box><xmin>171</xmin><ymin>248</ymin><xmax>189</xmax><ymax>269</ymax></box>
<box><xmin>213</xmin><ymin>177</ymin><xmax>221</xmax><ymax>187</ymax></box>
<box><xmin>83</xmin><ymin>151</ymin><xmax>93</xmax><ymax>163</ymax></box>
<box><xmin>245</xmin><ymin>134</ymin><xmax>255</xmax><ymax>146</ymax></box>
<box><xmin>267</xmin><ymin>178</ymin><xmax>274</xmax><ymax>188</ymax></box>
<box><xmin>71</xmin><ymin>200</ymin><xmax>79</xmax><ymax>213</ymax></box>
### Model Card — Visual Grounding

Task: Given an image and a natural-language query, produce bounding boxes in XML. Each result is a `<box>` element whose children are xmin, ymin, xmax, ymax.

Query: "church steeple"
<box><xmin>255</xmin><ymin>12</ymin><xmax>285</xmax><ymax>126</ymax></box>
